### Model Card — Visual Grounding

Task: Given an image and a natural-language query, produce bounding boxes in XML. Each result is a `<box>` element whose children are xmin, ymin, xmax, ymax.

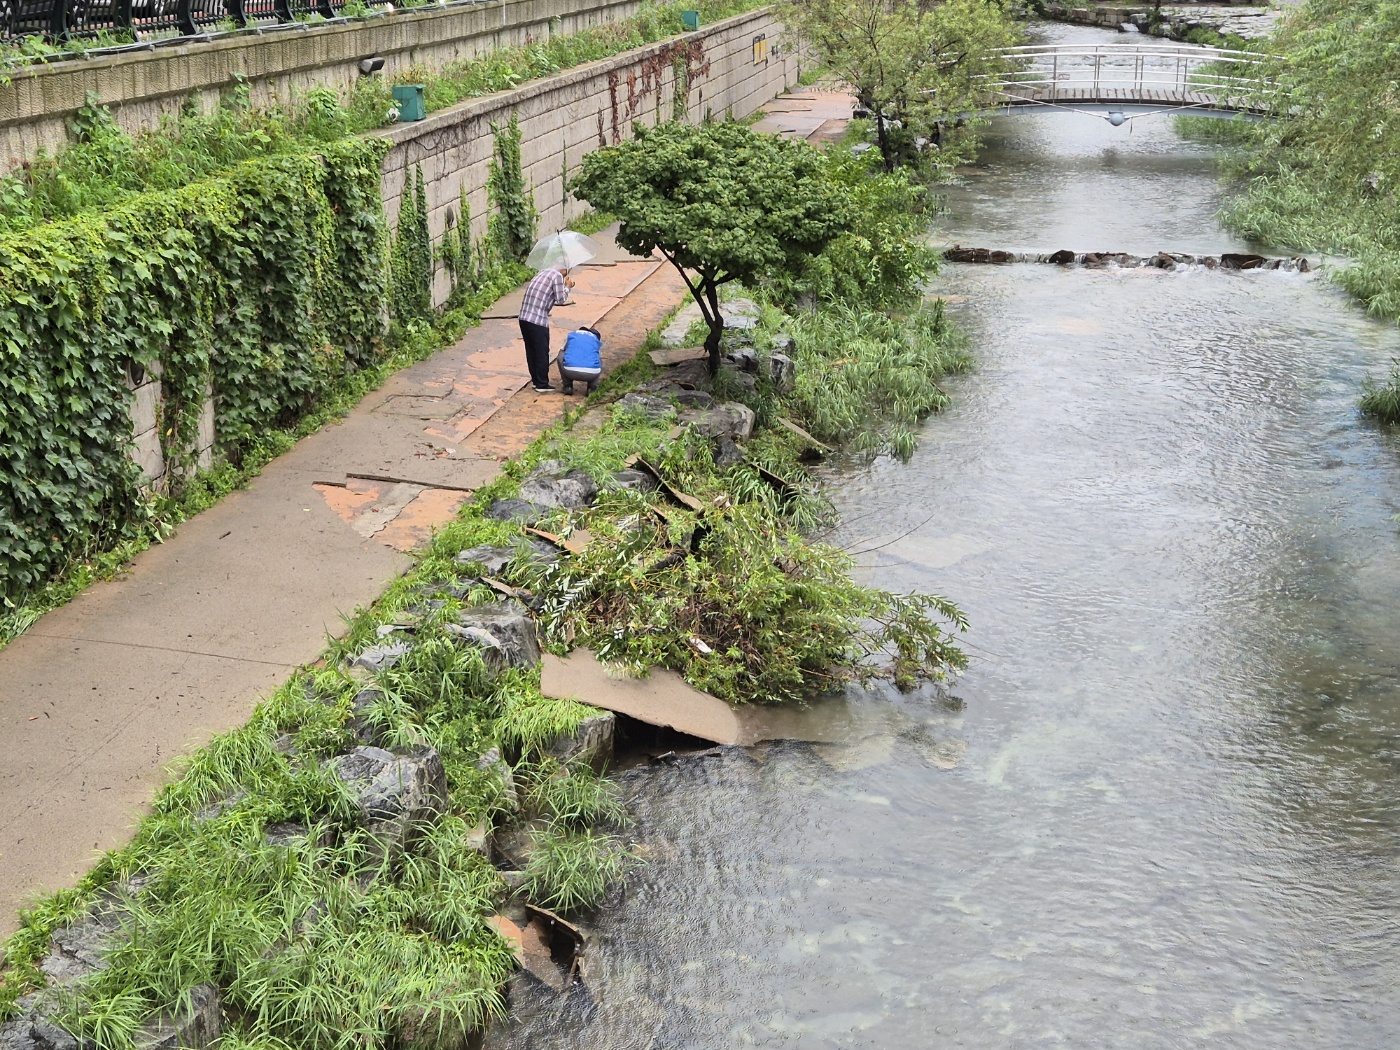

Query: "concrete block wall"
<box><xmin>375</xmin><ymin>8</ymin><xmax>799</xmax><ymax>306</ymax></box>
<box><xmin>0</xmin><ymin>0</ymin><xmax>644</xmax><ymax>170</ymax></box>
<box><xmin>129</xmin><ymin>366</ymin><xmax>215</xmax><ymax>491</ymax></box>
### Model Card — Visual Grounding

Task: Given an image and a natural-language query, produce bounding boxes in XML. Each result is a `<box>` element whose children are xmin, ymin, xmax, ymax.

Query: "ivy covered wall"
<box><xmin>0</xmin><ymin>140</ymin><xmax>388</xmax><ymax>601</ymax></box>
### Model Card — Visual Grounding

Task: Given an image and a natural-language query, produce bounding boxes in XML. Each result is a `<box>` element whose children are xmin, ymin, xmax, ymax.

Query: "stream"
<box><xmin>497</xmin><ymin>25</ymin><xmax>1400</xmax><ymax>1048</ymax></box>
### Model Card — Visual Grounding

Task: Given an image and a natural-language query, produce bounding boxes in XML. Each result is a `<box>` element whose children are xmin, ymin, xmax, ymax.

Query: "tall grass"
<box><xmin>1359</xmin><ymin>360</ymin><xmax>1400</xmax><ymax>424</ymax></box>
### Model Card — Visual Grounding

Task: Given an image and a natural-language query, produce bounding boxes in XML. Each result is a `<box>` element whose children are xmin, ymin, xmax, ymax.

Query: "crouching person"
<box><xmin>558</xmin><ymin>325</ymin><xmax>603</xmax><ymax>395</ymax></box>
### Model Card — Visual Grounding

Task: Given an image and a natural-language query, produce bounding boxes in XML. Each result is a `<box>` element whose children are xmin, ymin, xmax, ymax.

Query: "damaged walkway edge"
<box><xmin>0</xmin><ymin>238</ymin><xmax>690</xmax><ymax>938</ymax></box>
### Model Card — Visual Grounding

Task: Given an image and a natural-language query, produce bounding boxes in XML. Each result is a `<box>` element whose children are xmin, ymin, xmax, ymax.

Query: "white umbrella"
<box><xmin>527</xmin><ymin>230</ymin><xmax>601</xmax><ymax>273</ymax></box>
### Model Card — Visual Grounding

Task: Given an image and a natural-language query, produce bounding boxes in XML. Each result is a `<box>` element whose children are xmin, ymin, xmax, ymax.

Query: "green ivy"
<box><xmin>0</xmin><ymin>140</ymin><xmax>389</xmax><ymax>602</ymax></box>
<box><xmin>390</xmin><ymin>165</ymin><xmax>433</xmax><ymax>325</ymax></box>
<box><xmin>486</xmin><ymin>116</ymin><xmax>537</xmax><ymax>265</ymax></box>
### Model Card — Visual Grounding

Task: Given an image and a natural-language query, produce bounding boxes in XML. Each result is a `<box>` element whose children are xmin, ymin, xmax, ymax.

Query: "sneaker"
<box><xmin>532</xmin><ymin>384</ymin><xmax>556</xmax><ymax>393</ymax></box>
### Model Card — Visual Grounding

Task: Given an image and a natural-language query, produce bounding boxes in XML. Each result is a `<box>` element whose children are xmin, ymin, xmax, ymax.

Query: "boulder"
<box><xmin>542</xmin><ymin>713</ymin><xmax>615</xmax><ymax>771</ymax></box>
<box><xmin>1149</xmin><ymin>252</ymin><xmax>1177</xmax><ymax>270</ymax></box>
<box><xmin>453</xmin><ymin>545</ymin><xmax>516</xmax><ymax>575</ymax></box>
<box><xmin>768</xmin><ymin>353</ymin><xmax>796</xmax><ymax>394</ymax></box>
<box><xmin>610</xmin><ymin>468</ymin><xmax>659</xmax><ymax>494</ymax></box>
<box><xmin>263</xmin><ymin>822</ymin><xmax>334</xmax><ymax>850</ymax></box>
<box><xmin>490</xmin><ymin>820</ymin><xmax>548</xmax><ymax>870</ymax></box>
<box><xmin>349</xmin><ymin>640</ymin><xmax>411</xmax><ymax>674</ymax></box>
<box><xmin>713</xmin><ymin>437</ymin><xmax>745</xmax><ymax>468</ymax></box>
<box><xmin>446</xmin><ymin>601</ymin><xmax>540</xmax><ymax>673</ymax></box>
<box><xmin>41</xmin><ymin>907</ymin><xmax>125</xmax><ymax>985</ymax></box>
<box><xmin>1047</xmin><ymin>249</ymin><xmax>1076</xmax><ymax>265</ymax></box>
<box><xmin>134</xmin><ymin>984</ymin><xmax>220</xmax><ymax>1050</ymax></box>
<box><xmin>517</xmin><ymin>462</ymin><xmax>598</xmax><ymax>510</ymax></box>
<box><xmin>681</xmin><ymin>402</ymin><xmax>756</xmax><ymax>441</ymax></box>
<box><xmin>1220</xmin><ymin>253</ymin><xmax>1266</xmax><ymax>270</ymax></box>
<box><xmin>346</xmin><ymin>687</ymin><xmax>388</xmax><ymax>746</ymax></box>
<box><xmin>616</xmin><ymin>393</ymin><xmax>676</xmax><ymax>421</ymax></box>
<box><xmin>484</xmin><ymin>498</ymin><xmax>547</xmax><ymax>525</ymax></box>
<box><xmin>724</xmin><ymin>347</ymin><xmax>760</xmax><ymax>374</ymax></box>
<box><xmin>672</xmin><ymin>389</ymin><xmax>715</xmax><ymax>409</ymax></box>
<box><xmin>328</xmin><ymin>745</ymin><xmax>448</xmax><ymax>854</ymax></box>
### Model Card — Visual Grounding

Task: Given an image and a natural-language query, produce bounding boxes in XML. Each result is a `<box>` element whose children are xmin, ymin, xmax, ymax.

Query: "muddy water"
<box><xmin>498</xmin><ymin>27</ymin><xmax>1400</xmax><ymax>1049</ymax></box>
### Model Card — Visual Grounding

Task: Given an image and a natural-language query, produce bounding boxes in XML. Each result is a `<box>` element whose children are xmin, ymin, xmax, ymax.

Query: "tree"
<box><xmin>570</xmin><ymin>121</ymin><xmax>852</xmax><ymax>373</ymax></box>
<box><xmin>786</xmin><ymin>0</ymin><xmax>1021</xmax><ymax>172</ymax></box>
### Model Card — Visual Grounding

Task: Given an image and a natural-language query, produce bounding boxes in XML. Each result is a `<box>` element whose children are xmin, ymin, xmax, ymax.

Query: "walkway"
<box><xmin>0</xmin><ymin>229</ymin><xmax>687</xmax><ymax>936</ymax></box>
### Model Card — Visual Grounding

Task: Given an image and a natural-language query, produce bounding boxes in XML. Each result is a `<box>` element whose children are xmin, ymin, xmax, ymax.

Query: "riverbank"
<box><xmin>0</xmin><ymin>100</ymin><xmax>974</xmax><ymax>1048</ymax></box>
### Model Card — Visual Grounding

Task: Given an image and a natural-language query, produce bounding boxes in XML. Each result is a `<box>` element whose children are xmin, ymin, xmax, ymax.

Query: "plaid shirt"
<box><xmin>519</xmin><ymin>269</ymin><xmax>569</xmax><ymax>325</ymax></box>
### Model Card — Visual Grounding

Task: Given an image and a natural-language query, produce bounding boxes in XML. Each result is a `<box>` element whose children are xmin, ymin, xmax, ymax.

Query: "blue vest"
<box><xmin>561</xmin><ymin>329</ymin><xmax>602</xmax><ymax>370</ymax></box>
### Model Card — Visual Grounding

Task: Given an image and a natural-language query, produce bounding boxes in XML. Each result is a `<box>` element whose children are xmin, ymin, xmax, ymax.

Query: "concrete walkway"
<box><xmin>0</xmin><ymin>229</ymin><xmax>688</xmax><ymax>936</ymax></box>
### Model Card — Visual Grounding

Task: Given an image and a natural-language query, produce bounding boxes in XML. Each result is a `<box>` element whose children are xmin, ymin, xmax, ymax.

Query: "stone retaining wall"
<box><xmin>0</xmin><ymin>0</ymin><xmax>643</xmax><ymax>170</ymax></box>
<box><xmin>373</xmin><ymin>7</ymin><xmax>798</xmax><ymax>306</ymax></box>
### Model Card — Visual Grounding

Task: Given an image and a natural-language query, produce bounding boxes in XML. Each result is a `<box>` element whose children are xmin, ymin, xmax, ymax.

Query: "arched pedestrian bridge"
<box><xmin>979</xmin><ymin>43</ymin><xmax>1274</xmax><ymax>123</ymax></box>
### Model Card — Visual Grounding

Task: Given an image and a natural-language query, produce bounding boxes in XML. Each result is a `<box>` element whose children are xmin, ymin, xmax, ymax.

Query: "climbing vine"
<box><xmin>0</xmin><ymin>140</ymin><xmax>389</xmax><ymax>603</ymax></box>
<box><xmin>440</xmin><ymin>186</ymin><xmax>477</xmax><ymax>306</ymax></box>
<box><xmin>390</xmin><ymin>165</ymin><xmax>433</xmax><ymax>325</ymax></box>
<box><xmin>486</xmin><ymin>116</ymin><xmax>538</xmax><ymax>266</ymax></box>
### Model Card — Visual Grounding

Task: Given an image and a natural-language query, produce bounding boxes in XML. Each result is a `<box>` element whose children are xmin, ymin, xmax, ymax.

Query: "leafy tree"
<box><xmin>570</xmin><ymin>121</ymin><xmax>852</xmax><ymax>373</ymax></box>
<box><xmin>785</xmin><ymin>0</ymin><xmax>1020</xmax><ymax>172</ymax></box>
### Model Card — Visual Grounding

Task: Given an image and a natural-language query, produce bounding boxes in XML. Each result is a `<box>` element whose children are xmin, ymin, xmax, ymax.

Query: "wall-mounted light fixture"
<box><xmin>359</xmin><ymin>56</ymin><xmax>386</xmax><ymax>76</ymax></box>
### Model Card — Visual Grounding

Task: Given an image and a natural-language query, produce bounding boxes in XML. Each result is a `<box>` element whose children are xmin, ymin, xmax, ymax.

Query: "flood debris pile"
<box><xmin>0</xmin><ymin>325</ymin><xmax>969</xmax><ymax>1047</ymax></box>
<box><xmin>944</xmin><ymin>246</ymin><xmax>1311</xmax><ymax>271</ymax></box>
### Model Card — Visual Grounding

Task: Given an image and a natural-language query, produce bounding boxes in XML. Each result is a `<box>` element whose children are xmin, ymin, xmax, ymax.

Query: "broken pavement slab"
<box><xmin>540</xmin><ymin>650</ymin><xmax>743</xmax><ymax>746</ymax></box>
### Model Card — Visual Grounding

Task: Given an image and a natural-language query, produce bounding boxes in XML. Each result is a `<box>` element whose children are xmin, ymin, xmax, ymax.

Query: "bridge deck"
<box><xmin>996</xmin><ymin>86</ymin><xmax>1269</xmax><ymax>116</ymax></box>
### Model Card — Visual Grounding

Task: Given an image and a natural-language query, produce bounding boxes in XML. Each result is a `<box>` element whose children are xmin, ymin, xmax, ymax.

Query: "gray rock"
<box><xmin>724</xmin><ymin>347</ymin><xmax>760</xmax><ymax>373</ymax></box>
<box><xmin>672</xmin><ymin>389</ymin><xmax>715</xmax><ymax>409</ymax></box>
<box><xmin>328</xmin><ymin>745</ymin><xmax>448</xmax><ymax>854</ymax></box>
<box><xmin>713</xmin><ymin>437</ymin><xmax>745</xmax><ymax>468</ymax></box>
<box><xmin>347</xmin><ymin>687</ymin><xmax>388</xmax><ymax>746</ymax></box>
<box><xmin>542</xmin><ymin>713</ymin><xmax>615</xmax><ymax>771</ymax></box>
<box><xmin>491</xmin><ymin>820</ymin><xmax>548</xmax><ymax>869</ymax></box>
<box><xmin>453</xmin><ymin>545</ymin><xmax>516</xmax><ymax>575</ymax></box>
<box><xmin>349</xmin><ymin>640</ymin><xmax>411</xmax><ymax>674</ymax></box>
<box><xmin>681</xmin><ymin>402</ymin><xmax>756</xmax><ymax>441</ymax></box>
<box><xmin>29</xmin><ymin>1020</ymin><xmax>78</xmax><ymax>1050</ymax></box>
<box><xmin>610</xmin><ymin>468</ymin><xmax>659</xmax><ymax>494</ymax></box>
<box><xmin>446</xmin><ymin>601</ymin><xmax>540</xmax><ymax>673</ymax></box>
<box><xmin>463</xmin><ymin>822</ymin><xmax>490</xmax><ymax>855</ymax></box>
<box><xmin>616</xmin><ymin>392</ymin><xmax>675</xmax><ymax>421</ymax></box>
<box><xmin>41</xmin><ymin>907</ymin><xmax>125</xmax><ymax>985</ymax></box>
<box><xmin>517</xmin><ymin>461</ymin><xmax>598</xmax><ymax>510</ymax></box>
<box><xmin>768</xmin><ymin>353</ymin><xmax>796</xmax><ymax>394</ymax></box>
<box><xmin>134</xmin><ymin>983</ymin><xmax>220</xmax><ymax>1050</ymax></box>
<box><xmin>477</xmin><ymin>747</ymin><xmax>520</xmax><ymax>812</ymax></box>
<box><xmin>484</xmin><ymin>498</ymin><xmax>547</xmax><ymax>525</ymax></box>
<box><xmin>194</xmin><ymin>790</ymin><xmax>248</xmax><ymax>823</ymax></box>
<box><xmin>263</xmin><ymin>822</ymin><xmax>333</xmax><ymax>850</ymax></box>
<box><xmin>771</xmin><ymin>333</ymin><xmax>796</xmax><ymax>355</ymax></box>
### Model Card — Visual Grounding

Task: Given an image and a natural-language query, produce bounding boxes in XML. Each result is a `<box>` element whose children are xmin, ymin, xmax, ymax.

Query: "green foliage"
<box><xmin>770</xmin><ymin>143</ymin><xmax>941</xmax><ymax>309</ymax></box>
<box><xmin>571</xmin><ymin>121</ymin><xmax>853</xmax><ymax>370</ymax></box>
<box><xmin>391</xmin><ymin>165</ymin><xmax>433</xmax><ymax>324</ymax></box>
<box><xmin>486</xmin><ymin>116</ymin><xmax>537</xmax><ymax>266</ymax></box>
<box><xmin>1210</xmin><ymin>0</ymin><xmax>1400</xmax><ymax>328</ymax></box>
<box><xmin>782</xmin><ymin>300</ymin><xmax>971</xmax><ymax>459</ymax></box>
<box><xmin>782</xmin><ymin>0</ymin><xmax>1021</xmax><ymax>172</ymax></box>
<box><xmin>0</xmin><ymin>141</ymin><xmax>388</xmax><ymax>602</ymax></box>
<box><xmin>439</xmin><ymin>187</ymin><xmax>476</xmax><ymax>305</ymax></box>
<box><xmin>521</xmin><ymin>827</ymin><xmax>633</xmax><ymax>914</ymax></box>
<box><xmin>1359</xmin><ymin>359</ymin><xmax>1400</xmax><ymax>424</ymax></box>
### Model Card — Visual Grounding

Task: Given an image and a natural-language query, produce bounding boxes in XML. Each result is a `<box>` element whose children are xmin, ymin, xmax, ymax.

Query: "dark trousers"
<box><xmin>519</xmin><ymin>319</ymin><xmax>551</xmax><ymax>388</ymax></box>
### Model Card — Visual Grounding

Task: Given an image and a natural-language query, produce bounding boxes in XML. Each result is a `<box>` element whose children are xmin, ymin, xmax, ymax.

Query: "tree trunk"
<box><xmin>875</xmin><ymin>112</ymin><xmax>896</xmax><ymax>173</ymax></box>
<box><xmin>703</xmin><ymin>281</ymin><xmax>724</xmax><ymax>375</ymax></box>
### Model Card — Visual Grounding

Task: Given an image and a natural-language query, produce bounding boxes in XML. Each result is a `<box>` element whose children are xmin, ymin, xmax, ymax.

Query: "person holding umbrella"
<box><xmin>519</xmin><ymin>230</ymin><xmax>601</xmax><ymax>393</ymax></box>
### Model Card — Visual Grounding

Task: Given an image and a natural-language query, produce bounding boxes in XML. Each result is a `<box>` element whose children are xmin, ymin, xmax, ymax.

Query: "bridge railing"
<box><xmin>982</xmin><ymin>43</ymin><xmax>1274</xmax><ymax>109</ymax></box>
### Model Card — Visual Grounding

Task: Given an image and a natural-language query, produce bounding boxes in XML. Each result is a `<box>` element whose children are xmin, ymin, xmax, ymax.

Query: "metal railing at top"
<box><xmin>984</xmin><ymin>42</ymin><xmax>1274</xmax><ymax>105</ymax></box>
<box><xmin>0</xmin><ymin>0</ymin><xmax>489</xmax><ymax>49</ymax></box>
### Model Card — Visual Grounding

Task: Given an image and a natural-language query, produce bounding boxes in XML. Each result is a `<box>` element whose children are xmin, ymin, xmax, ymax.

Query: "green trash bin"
<box><xmin>681</xmin><ymin>10</ymin><xmax>700</xmax><ymax>30</ymax></box>
<box><xmin>391</xmin><ymin>84</ymin><xmax>426</xmax><ymax>122</ymax></box>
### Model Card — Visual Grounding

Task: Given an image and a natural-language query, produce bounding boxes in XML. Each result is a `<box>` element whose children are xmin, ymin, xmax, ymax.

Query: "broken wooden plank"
<box><xmin>774</xmin><ymin>416</ymin><xmax>832</xmax><ymax>452</ymax></box>
<box><xmin>647</xmin><ymin>345</ymin><xmax>710</xmax><ymax>366</ymax></box>
<box><xmin>524</xmin><ymin>526</ymin><xmax>592</xmax><ymax>556</ymax></box>
<box><xmin>540</xmin><ymin>649</ymin><xmax>742</xmax><ymax>746</ymax></box>
<box><xmin>627</xmin><ymin>455</ymin><xmax>706</xmax><ymax>514</ymax></box>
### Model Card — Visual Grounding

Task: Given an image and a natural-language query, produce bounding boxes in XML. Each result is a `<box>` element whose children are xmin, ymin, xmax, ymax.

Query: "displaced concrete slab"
<box><xmin>648</xmin><ymin>346</ymin><xmax>709</xmax><ymax>367</ymax></box>
<box><xmin>540</xmin><ymin>650</ymin><xmax>742</xmax><ymax>746</ymax></box>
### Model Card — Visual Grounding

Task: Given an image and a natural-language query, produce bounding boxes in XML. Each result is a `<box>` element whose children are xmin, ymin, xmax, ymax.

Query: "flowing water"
<box><xmin>499</xmin><ymin>26</ymin><xmax>1400</xmax><ymax>1048</ymax></box>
